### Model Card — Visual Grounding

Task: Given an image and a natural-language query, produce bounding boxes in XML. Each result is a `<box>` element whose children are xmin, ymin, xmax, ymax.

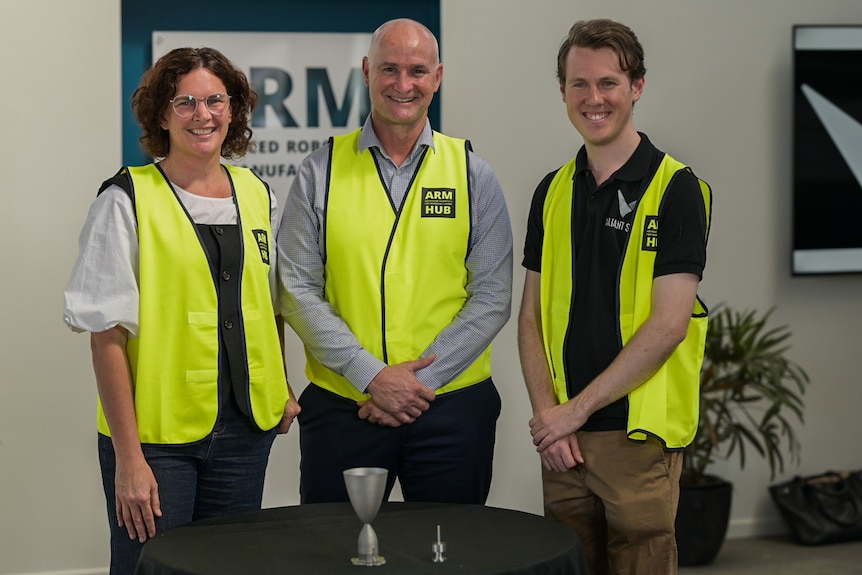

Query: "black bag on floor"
<box><xmin>769</xmin><ymin>470</ymin><xmax>862</xmax><ymax>545</ymax></box>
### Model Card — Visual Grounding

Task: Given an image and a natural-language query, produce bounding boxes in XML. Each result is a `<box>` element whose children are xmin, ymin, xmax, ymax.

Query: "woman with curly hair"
<box><xmin>64</xmin><ymin>47</ymin><xmax>300</xmax><ymax>575</ymax></box>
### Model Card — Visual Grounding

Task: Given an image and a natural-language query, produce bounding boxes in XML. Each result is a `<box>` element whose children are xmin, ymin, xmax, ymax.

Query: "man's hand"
<box><xmin>529</xmin><ymin>401</ymin><xmax>586</xmax><ymax>452</ymax></box>
<box><xmin>361</xmin><ymin>355</ymin><xmax>437</xmax><ymax>424</ymax></box>
<box><xmin>357</xmin><ymin>397</ymin><xmax>404</xmax><ymax>427</ymax></box>
<box><xmin>539</xmin><ymin>434</ymin><xmax>584</xmax><ymax>472</ymax></box>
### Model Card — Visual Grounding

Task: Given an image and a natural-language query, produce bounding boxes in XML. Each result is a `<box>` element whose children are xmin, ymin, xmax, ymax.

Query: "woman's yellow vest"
<box><xmin>96</xmin><ymin>164</ymin><xmax>288</xmax><ymax>444</ymax></box>
<box><xmin>305</xmin><ymin>129</ymin><xmax>492</xmax><ymax>401</ymax></box>
<box><xmin>541</xmin><ymin>154</ymin><xmax>712</xmax><ymax>449</ymax></box>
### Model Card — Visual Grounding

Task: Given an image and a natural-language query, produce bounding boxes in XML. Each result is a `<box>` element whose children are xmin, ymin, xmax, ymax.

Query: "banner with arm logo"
<box><xmin>153</xmin><ymin>31</ymin><xmax>372</xmax><ymax>208</ymax></box>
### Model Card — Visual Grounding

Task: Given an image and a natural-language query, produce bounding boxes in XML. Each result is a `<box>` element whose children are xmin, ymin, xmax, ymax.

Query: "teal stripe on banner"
<box><xmin>121</xmin><ymin>0</ymin><xmax>441</xmax><ymax>166</ymax></box>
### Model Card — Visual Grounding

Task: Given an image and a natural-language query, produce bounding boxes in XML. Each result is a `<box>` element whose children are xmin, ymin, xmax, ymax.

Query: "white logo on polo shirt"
<box><xmin>618</xmin><ymin>189</ymin><xmax>637</xmax><ymax>218</ymax></box>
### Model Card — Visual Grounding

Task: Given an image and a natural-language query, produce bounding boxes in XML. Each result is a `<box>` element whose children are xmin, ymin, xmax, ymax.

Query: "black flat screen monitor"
<box><xmin>792</xmin><ymin>25</ymin><xmax>862</xmax><ymax>275</ymax></box>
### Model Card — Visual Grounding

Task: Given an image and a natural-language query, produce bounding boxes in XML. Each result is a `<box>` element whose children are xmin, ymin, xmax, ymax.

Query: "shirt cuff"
<box><xmin>342</xmin><ymin>351</ymin><xmax>388</xmax><ymax>394</ymax></box>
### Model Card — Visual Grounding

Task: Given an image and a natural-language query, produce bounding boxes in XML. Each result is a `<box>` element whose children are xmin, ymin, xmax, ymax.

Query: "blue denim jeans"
<box><xmin>98</xmin><ymin>398</ymin><xmax>277</xmax><ymax>575</ymax></box>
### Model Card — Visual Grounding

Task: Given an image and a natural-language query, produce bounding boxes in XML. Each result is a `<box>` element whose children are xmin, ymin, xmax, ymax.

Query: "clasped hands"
<box><xmin>529</xmin><ymin>401</ymin><xmax>586</xmax><ymax>472</ymax></box>
<box><xmin>358</xmin><ymin>354</ymin><xmax>436</xmax><ymax>427</ymax></box>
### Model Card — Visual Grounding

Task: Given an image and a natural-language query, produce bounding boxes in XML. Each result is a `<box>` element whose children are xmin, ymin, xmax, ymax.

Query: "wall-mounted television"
<box><xmin>792</xmin><ymin>25</ymin><xmax>862</xmax><ymax>275</ymax></box>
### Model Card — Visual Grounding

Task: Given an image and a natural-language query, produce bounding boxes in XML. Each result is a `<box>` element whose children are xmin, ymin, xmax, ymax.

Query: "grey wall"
<box><xmin>1</xmin><ymin>1</ymin><xmax>860</xmax><ymax>573</ymax></box>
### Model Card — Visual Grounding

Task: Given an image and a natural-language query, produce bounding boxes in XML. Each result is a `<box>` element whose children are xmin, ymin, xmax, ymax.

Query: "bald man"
<box><xmin>277</xmin><ymin>19</ymin><xmax>513</xmax><ymax>504</ymax></box>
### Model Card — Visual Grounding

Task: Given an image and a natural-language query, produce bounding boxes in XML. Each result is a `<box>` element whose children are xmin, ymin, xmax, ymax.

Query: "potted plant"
<box><xmin>676</xmin><ymin>304</ymin><xmax>810</xmax><ymax>566</ymax></box>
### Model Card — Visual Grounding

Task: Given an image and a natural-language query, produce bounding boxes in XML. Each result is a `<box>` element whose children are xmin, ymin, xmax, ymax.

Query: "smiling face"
<box><xmin>560</xmin><ymin>45</ymin><xmax>644</xmax><ymax>152</ymax></box>
<box><xmin>362</xmin><ymin>20</ymin><xmax>442</xmax><ymax>136</ymax></box>
<box><xmin>160</xmin><ymin>67</ymin><xmax>232</xmax><ymax>161</ymax></box>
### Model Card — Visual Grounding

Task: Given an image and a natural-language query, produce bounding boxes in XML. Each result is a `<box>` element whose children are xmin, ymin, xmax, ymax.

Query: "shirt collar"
<box><xmin>357</xmin><ymin>114</ymin><xmax>436</xmax><ymax>162</ymax></box>
<box><xmin>573</xmin><ymin>132</ymin><xmax>655</xmax><ymax>183</ymax></box>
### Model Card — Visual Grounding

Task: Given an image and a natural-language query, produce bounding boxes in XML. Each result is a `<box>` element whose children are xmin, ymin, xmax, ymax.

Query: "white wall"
<box><xmin>1</xmin><ymin>1</ymin><xmax>860</xmax><ymax>573</ymax></box>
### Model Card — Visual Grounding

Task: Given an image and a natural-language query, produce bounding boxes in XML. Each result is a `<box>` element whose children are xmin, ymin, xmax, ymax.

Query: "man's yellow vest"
<box><xmin>96</xmin><ymin>164</ymin><xmax>288</xmax><ymax>444</ymax></box>
<box><xmin>304</xmin><ymin>129</ymin><xmax>492</xmax><ymax>401</ymax></box>
<box><xmin>541</xmin><ymin>154</ymin><xmax>712</xmax><ymax>448</ymax></box>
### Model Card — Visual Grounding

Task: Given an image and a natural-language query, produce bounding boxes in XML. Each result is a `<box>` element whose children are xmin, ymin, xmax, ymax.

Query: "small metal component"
<box><xmin>432</xmin><ymin>525</ymin><xmax>446</xmax><ymax>563</ymax></box>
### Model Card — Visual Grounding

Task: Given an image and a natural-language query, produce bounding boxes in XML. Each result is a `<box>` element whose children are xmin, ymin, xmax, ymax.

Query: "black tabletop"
<box><xmin>135</xmin><ymin>501</ymin><xmax>587</xmax><ymax>575</ymax></box>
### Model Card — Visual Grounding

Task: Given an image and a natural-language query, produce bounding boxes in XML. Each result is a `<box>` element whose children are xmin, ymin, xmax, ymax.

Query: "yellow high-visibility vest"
<box><xmin>97</xmin><ymin>164</ymin><xmax>287</xmax><ymax>443</ymax></box>
<box><xmin>304</xmin><ymin>129</ymin><xmax>492</xmax><ymax>400</ymax></box>
<box><xmin>541</xmin><ymin>154</ymin><xmax>711</xmax><ymax>448</ymax></box>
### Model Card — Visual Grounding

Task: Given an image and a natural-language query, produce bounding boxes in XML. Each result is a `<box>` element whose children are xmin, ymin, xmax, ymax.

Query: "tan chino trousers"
<box><xmin>542</xmin><ymin>430</ymin><xmax>683</xmax><ymax>575</ymax></box>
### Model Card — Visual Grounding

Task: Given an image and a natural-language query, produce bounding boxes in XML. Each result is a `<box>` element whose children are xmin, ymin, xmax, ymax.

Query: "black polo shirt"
<box><xmin>522</xmin><ymin>133</ymin><xmax>707</xmax><ymax>431</ymax></box>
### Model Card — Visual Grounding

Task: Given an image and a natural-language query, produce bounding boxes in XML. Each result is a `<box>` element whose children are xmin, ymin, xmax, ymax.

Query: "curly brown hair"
<box><xmin>556</xmin><ymin>19</ymin><xmax>646</xmax><ymax>85</ymax></box>
<box><xmin>132</xmin><ymin>47</ymin><xmax>258</xmax><ymax>159</ymax></box>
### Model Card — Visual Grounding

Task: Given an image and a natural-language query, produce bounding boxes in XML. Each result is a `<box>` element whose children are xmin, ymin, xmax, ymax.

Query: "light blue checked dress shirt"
<box><xmin>277</xmin><ymin>116</ymin><xmax>513</xmax><ymax>393</ymax></box>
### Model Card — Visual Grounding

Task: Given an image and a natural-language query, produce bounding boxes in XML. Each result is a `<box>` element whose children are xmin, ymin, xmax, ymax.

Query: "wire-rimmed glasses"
<box><xmin>169</xmin><ymin>93</ymin><xmax>231</xmax><ymax>118</ymax></box>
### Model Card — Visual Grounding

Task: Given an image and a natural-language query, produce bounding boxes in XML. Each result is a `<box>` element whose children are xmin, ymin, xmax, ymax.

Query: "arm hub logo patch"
<box><xmin>642</xmin><ymin>216</ymin><xmax>659</xmax><ymax>251</ymax></box>
<box><xmin>421</xmin><ymin>187</ymin><xmax>456</xmax><ymax>218</ymax></box>
<box><xmin>253</xmin><ymin>229</ymin><xmax>271</xmax><ymax>264</ymax></box>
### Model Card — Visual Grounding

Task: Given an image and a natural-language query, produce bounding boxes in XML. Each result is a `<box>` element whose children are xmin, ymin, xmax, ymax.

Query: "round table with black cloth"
<box><xmin>135</xmin><ymin>501</ymin><xmax>587</xmax><ymax>575</ymax></box>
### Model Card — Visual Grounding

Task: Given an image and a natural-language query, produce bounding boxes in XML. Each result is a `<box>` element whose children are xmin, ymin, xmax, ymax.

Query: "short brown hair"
<box><xmin>556</xmin><ymin>19</ymin><xmax>646</xmax><ymax>85</ymax></box>
<box><xmin>131</xmin><ymin>47</ymin><xmax>258</xmax><ymax>159</ymax></box>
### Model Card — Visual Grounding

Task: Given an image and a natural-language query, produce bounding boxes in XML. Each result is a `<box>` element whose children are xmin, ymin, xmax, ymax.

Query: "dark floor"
<box><xmin>678</xmin><ymin>535</ymin><xmax>862</xmax><ymax>574</ymax></box>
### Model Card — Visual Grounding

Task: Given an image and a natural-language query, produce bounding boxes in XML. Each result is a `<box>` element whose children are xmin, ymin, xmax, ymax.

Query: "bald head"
<box><xmin>361</xmin><ymin>17</ymin><xmax>443</xmax><ymax>143</ymax></box>
<box><xmin>368</xmin><ymin>18</ymin><xmax>440</xmax><ymax>66</ymax></box>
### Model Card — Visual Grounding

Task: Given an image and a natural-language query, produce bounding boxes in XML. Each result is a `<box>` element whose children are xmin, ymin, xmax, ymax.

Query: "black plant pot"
<box><xmin>676</xmin><ymin>476</ymin><xmax>733</xmax><ymax>566</ymax></box>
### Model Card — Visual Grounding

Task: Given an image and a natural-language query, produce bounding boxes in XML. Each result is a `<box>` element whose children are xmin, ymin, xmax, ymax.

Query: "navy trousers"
<box><xmin>297</xmin><ymin>379</ymin><xmax>501</xmax><ymax>504</ymax></box>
